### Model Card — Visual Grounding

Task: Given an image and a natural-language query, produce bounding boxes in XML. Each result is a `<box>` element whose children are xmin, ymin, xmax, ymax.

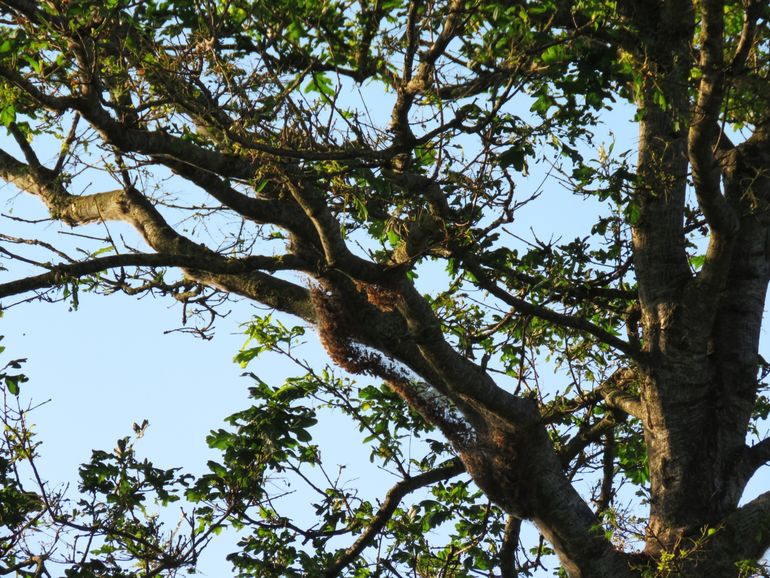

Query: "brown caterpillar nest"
<box><xmin>311</xmin><ymin>284</ymin><xmax>376</xmax><ymax>375</ymax></box>
<box><xmin>310</xmin><ymin>285</ymin><xmax>476</xmax><ymax>450</ymax></box>
<box><xmin>311</xmin><ymin>285</ymin><xmax>415</xmax><ymax>395</ymax></box>
<box><xmin>352</xmin><ymin>280</ymin><xmax>400</xmax><ymax>312</ymax></box>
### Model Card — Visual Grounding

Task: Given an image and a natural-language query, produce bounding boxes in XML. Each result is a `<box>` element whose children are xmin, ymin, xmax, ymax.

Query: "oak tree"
<box><xmin>1</xmin><ymin>0</ymin><xmax>770</xmax><ymax>576</ymax></box>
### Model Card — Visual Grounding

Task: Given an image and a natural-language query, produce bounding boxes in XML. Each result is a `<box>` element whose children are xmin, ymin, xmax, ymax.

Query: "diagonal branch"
<box><xmin>0</xmin><ymin>62</ymin><xmax>79</xmax><ymax>112</ymax></box>
<box><xmin>322</xmin><ymin>459</ymin><xmax>465</xmax><ymax>578</ymax></box>
<box><xmin>702</xmin><ymin>490</ymin><xmax>770</xmax><ymax>573</ymax></box>
<box><xmin>8</xmin><ymin>123</ymin><xmax>42</xmax><ymax>172</ymax></box>
<box><xmin>730</xmin><ymin>0</ymin><xmax>763</xmax><ymax>74</ymax></box>
<box><xmin>284</xmin><ymin>178</ymin><xmax>394</xmax><ymax>284</ymax></box>
<box><xmin>560</xmin><ymin>414</ymin><xmax>622</xmax><ymax>468</ymax></box>
<box><xmin>735</xmin><ymin>437</ymin><xmax>770</xmax><ymax>490</ymax></box>
<box><xmin>462</xmin><ymin>257</ymin><xmax>640</xmax><ymax>360</ymax></box>
<box><xmin>157</xmin><ymin>157</ymin><xmax>315</xmax><ymax>238</ymax></box>
<box><xmin>541</xmin><ymin>368</ymin><xmax>644</xmax><ymax>425</ymax></box>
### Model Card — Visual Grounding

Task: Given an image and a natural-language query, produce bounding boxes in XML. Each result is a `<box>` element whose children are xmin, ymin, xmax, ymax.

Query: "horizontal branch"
<box><xmin>0</xmin><ymin>556</ymin><xmax>44</xmax><ymax>576</ymax></box>
<box><xmin>0</xmin><ymin>252</ymin><xmax>316</xmax><ymax>322</ymax></box>
<box><xmin>0</xmin><ymin>143</ymin><xmax>320</xmax><ymax>321</ymax></box>
<box><xmin>601</xmin><ymin>389</ymin><xmax>643</xmax><ymax>420</ymax></box>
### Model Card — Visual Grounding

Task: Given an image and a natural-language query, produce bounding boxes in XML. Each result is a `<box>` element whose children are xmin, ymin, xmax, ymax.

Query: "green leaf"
<box><xmin>304</xmin><ymin>73</ymin><xmax>335</xmax><ymax>98</ymax></box>
<box><xmin>0</xmin><ymin>105</ymin><xmax>16</xmax><ymax>127</ymax></box>
<box><xmin>624</xmin><ymin>202</ymin><xmax>641</xmax><ymax>225</ymax></box>
<box><xmin>6</xmin><ymin>375</ymin><xmax>19</xmax><ymax>396</ymax></box>
<box><xmin>689</xmin><ymin>254</ymin><xmax>705</xmax><ymax>270</ymax></box>
<box><xmin>540</xmin><ymin>44</ymin><xmax>565</xmax><ymax>64</ymax></box>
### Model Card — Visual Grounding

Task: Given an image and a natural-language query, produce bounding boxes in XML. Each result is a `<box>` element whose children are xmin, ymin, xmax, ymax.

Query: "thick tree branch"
<box><xmin>601</xmin><ymin>389</ymin><xmax>643</xmax><ymax>420</ymax></box>
<box><xmin>157</xmin><ymin>157</ymin><xmax>315</xmax><ymax>238</ymax></box>
<box><xmin>317</xmin><ymin>280</ymin><xmax>623</xmax><ymax>575</ymax></box>
<box><xmin>0</xmin><ymin>148</ymin><xmax>63</xmax><ymax>212</ymax></box>
<box><xmin>701</xmin><ymin>491</ymin><xmax>770</xmax><ymax>573</ymax></box>
<box><xmin>391</xmin><ymin>282</ymin><xmax>541</xmax><ymax>426</ymax></box>
<box><xmin>516</xmin><ymin>427</ymin><xmax>634</xmax><ymax>577</ymax></box>
<box><xmin>629</xmin><ymin>3</ymin><xmax>694</xmax><ymax>320</ymax></box>
<box><xmin>601</xmin><ymin>367</ymin><xmax>644</xmax><ymax>420</ymax></box>
<box><xmin>683</xmin><ymin>1</ymin><xmax>740</xmax><ymax>342</ymax></box>
<box><xmin>736</xmin><ymin>437</ymin><xmax>770</xmax><ymax>488</ymax></box>
<box><xmin>499</xmin><ymin>515</ymin><xmax>522</xmax><ymax>578</ymax></box>
<box><xmin>367</xmin><ymin>287</ymin><xmax>633</xmax><ymax>576</ymax></box>
<box><xmin>687</xmin><ymin>0</ymin><xmax>737</xmax><ymax>236</ymax></box>
<box><xmin>316</xmin><ymin>282</ymin><xmax>626</xmax><ymax>578</ymax></box>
